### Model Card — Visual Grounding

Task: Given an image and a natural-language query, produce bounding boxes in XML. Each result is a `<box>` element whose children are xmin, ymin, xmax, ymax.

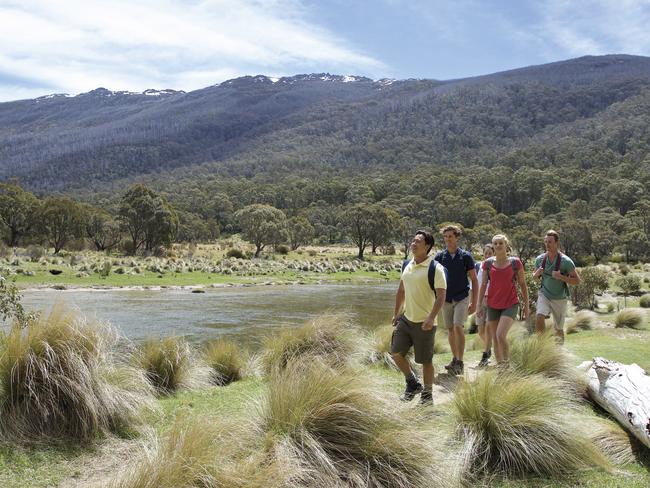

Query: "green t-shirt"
<box><xmin>535</xmin><ymin>253</ymin><xmax>576</xmax><ymax>300</ymax></box>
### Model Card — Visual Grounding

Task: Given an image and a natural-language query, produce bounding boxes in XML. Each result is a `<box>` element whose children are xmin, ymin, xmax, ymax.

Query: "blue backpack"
<box><xmin>401</xmin><ymin>258</ymin><xmax>447</xmax><ymax>297</ymax></box>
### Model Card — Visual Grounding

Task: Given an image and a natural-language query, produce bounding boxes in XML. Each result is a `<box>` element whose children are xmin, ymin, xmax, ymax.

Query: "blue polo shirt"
<box><xmin>434</xmin><ymin>248</ymin><xmax>475</xmax><ymax>302</ymax></box>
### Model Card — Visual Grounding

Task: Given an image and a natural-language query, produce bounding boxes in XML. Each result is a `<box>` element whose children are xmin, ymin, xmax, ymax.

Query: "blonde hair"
<box><xmin>492</xmin><ymin>234</ymin><xmax>510</xmax><ymax>247</ymax></box>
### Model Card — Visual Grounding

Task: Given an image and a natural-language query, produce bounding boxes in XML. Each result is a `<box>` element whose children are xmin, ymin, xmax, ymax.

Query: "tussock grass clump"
<box><xmin>261</xmin><ymin>314</ymin><xmax>359</xmax><ymax>374</ymax></box>
<box><xmin>640</xmin><ymin>294</ymin><xmax>650</xmax><ymax>308</ymax></box>
<box><xmin>134</xmin><ymin>337</ymin><xmax>207</xmax><ymax>395</ymax></box>
<box><xmin>453</xmin><ymin>371</ymin><xmax>609</xmax><ymax>478</ymax></box>
<box><xmin>588</xmin><ymin>416</ymin><xmax>639</xmax><ymax>466</ymax></box>
<box><xmin>508</xmin><ymin>330</ymin><xmax>583</xmax><ymax>390</ymax></box>
<box><xmin>204</xmin><ymin>338</ymin><xmax>246</xmax><ymax>385</ymax></box>
<box><xmin>614</xmin><ymin>309</ymin><xmax>647</xmax><ymax>329</ymax></box>
<box><xmin>111</xmin><ymin>418</ymin><xmax>277</xmax><ymax>488</ymax></box>
<box><xmin>258</xmin><ymin>360</ymin><xmax>454</xmax><ymax>488</ymax></box>
<box><xmin>367</xmin><ymin>324</ymin><xmax>398</xmax><ymax>368</ymax></box>
<box><xmin>0</xmin><ymin>306</ymin><xmax>154</xmax><ymax>442</ymax></box>
<box><xmin>566</xmin><ymin>310</ymin><xmax>597</xmax><ymax>334</ymax></box>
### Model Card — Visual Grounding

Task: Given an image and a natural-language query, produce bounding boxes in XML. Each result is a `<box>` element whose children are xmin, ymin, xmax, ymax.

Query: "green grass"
<box><xmin>565</xmin><ymin>327</ymin><xmax>650</xmax><ymax>370</ymax></box>
<box><xmin>0</xmin><ymin>443</ymin><xmax>85</xmax><ymax>488</ymax></box>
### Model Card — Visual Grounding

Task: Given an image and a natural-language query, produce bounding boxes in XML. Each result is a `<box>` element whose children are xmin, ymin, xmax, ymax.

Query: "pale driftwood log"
<box><xmin>584</xmin><ymin>357</ymin><xmax>650</xmax><ymax>448</ymax></box>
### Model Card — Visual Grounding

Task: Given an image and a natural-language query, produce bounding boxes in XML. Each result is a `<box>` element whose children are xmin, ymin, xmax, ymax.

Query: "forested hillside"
<box><xmin>1</xmin><ymin>55</ymin><xmax>650</xmax><ymax>263</ymax></box>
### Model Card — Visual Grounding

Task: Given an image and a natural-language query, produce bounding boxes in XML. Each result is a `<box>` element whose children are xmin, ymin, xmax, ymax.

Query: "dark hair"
<box><xmin>415</xmin><ymin>230</ymin><xmax>435</xmax><ymax>254</ymax></box>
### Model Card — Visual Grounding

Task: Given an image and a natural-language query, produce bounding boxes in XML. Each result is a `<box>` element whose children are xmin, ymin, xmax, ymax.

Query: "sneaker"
<box><xmin>444</xmin><ymin>358</ymin><xmax>457</xmax><ymax>371</ymax></box>
<box><xmin>400</xmin><ymin>379</ymin><xmax>423</xmax><ymax>401</ymax></box>
<box><xmin>452</xmin><ymin>360</ymin><xmax>464</xmax><ymax>375</ymax></box>
<box><xmin>478</xmin><ymin>351</ymin><xmax>490</xmax><ymax>368</ymax></box>
<box><xmin>419</xmin><ymin>389</ymin><xmax>433</xmax><ymax>405</ymax></box>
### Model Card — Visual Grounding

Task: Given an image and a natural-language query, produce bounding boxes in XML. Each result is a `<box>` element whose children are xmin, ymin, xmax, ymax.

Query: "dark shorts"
<box><xmin>486</xmin><ymin>303</ymin><xmax>519</xmax><ymax>322</ymax></box>
<box><xmin>390</xmin><ymin>315</ymin><xmax>436</xmax><ymax>364</ymax></box>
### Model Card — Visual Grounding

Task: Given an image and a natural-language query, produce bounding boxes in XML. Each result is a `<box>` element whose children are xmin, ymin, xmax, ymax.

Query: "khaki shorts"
<box><xmin>536</xmin><ymin>293</ymin><xmax>567</xmax><ymax>330</ymax></box>
<box><xmin>442</xmin><ymin>296</ymin><xmax>469</xmax><ymax>329</ymax></box>
<box><xmin>390</xmin><ymin>315</ymin><xmax>436</xmax><ymax>364</ymax></box>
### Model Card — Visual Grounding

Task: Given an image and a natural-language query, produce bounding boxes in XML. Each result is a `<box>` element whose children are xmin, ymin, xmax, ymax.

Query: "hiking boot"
<box><xmin>419</xmin><ymin>389</ymin><xmax>433</xmax><ymax>405</ymax></box>
<box><xmin>400</xmin><ymin>378</ymin><xmax>423</xmax><ymax>401</ymax></box>
<box><xmin>444</xmin><ymin>358</ymin><xmax>457</xmax><ymax>371</ymax></box>
<box><xmin>452</xmin><ymin>360</ymin><xmax>464</xmax><ymax>375</ymax></box>
<box><xmin>478</xmin><ymin>351</ymin><xmax>490</xmax><ymax>368</ymax></box>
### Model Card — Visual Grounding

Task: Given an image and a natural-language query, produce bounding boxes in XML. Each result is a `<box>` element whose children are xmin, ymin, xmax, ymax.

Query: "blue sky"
<box><xmin>1</xmin><ymin>0</ymin><xmax>649</xmax><ymax>101</ymax></box>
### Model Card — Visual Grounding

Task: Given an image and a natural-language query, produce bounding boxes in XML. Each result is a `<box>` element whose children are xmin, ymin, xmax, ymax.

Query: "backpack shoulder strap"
<box><xmin>485</xmin><ymin>257</ymin><xmax>495</xmax><ymax>282</ymax></box>
<box><xmin>540</xmin><ymin>252</ymin><xmax>548</xmax><ymax>269</ymax></box>
<box><xmin>510</xmin><ymin>257</ymin><xmax>518</xmax><ymax>282</ymax></box>
<box><xmin>555</xmin><ymin>252</ymin><xmax>562</xmax><ymax>272</ymax></box>
<box><xmin>428</xmin><ymin>260</ymin><xmax>438</xmax><ymax>297</ymax></box>
<box><xmin>401</xmin><ymin>259</ymin><xmax>410</xmax><ymax>273</ymax></box>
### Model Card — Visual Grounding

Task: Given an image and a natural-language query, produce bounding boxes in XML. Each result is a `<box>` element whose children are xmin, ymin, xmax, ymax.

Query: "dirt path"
<box><xmin>59</xmin><ymin>437</ymin><xmax>141</xmax><ymax>488</ymax></box>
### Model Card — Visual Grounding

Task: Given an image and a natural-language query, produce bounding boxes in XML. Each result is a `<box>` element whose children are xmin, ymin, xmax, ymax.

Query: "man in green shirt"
<box><xmin>533</xmin><ymin>230</ymin><xmax>581</xmax><ymax>344</ymax></box>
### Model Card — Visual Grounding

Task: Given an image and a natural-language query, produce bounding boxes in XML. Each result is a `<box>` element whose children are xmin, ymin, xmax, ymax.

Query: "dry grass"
<box><xmin>0</xmin><ymin>305</ymin><xmax>155</xmax><ymax>442</ymax></box>
<box><xmin>452</xmin><ymin>371</ymin><xmax>610</xmax><ymax>478</ymax></box>
<box><xmin>133</xmin><ymin>337</ymin><xmax>209</xmax><ymax>395</ymax></box>
<box><xmin>614</xmin><ymin>309</ymin><xmax>647</xmax><ymax>329</ymax></box>
<box><xmin>588</xmin><ymin>416</ymin><xmax>639</xmax><ymax>466</ymax></box>
<box><xmin>203</xmin><ymin>338</ymin><xmax>246</xmax><ymax>385</ymax></box>
<box><xmin>257</xmin><ymin>359</ymin><xmax>456</xmax><ymax>487</ymax></box>
<box><xmin>566</xmin><ymin>310</ymin><xmax>597</xmax><ymax>334</ymax></box>
<box><xmin>260</xmin><ymin>313</ymin><xmax>360</xmax><ymax>375</ymax></box>
<box><xmin>508</xmin><ymin>329</ymin><xmax>585</xmax><ymax>392</ymax></box>
<box><xmin>110</xmin><ymin>417</ymin><xmax>279</xmax><ymax>488</ymax></box>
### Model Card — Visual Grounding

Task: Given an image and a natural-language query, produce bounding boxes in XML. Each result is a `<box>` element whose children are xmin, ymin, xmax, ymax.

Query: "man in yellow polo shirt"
<box><xmin>392</xmin><ymin>230</ymin><xmax>447</xmax><ymax>404</ymax></box>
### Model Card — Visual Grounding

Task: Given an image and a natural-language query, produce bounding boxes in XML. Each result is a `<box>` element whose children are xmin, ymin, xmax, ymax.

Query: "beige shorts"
<box><xmin>536</xmin><ymin>293</ymin><xmax>567</xmax><ymax>330</ymax></box>
<box><xmin>442</xmin><ymin>296</ymin><xmax>469</xmax><ymax>329</ymax></box>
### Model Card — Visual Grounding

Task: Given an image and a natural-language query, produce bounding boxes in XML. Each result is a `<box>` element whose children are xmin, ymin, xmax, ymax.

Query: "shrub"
<box><xmin>616</xmin><ymin>275</ymin><xmax>641</xmax><ymax>296</ymax></box>
<box><xmin>0</xmin><ymin>306</ymin><xmax>154</xmax><ymax>442</ymax></box>
<box><xmin>453</xmin><ymin>371</ymin><xmax>609</xmax><ymax>478</ymax></box>
<box><xmin>614</xmin><ymin>309</ymin><xmax>646</xmax><ymax>329</ymax></box>
<box><xmin>509</xmin><ymin>330</ymin><xmax>584</xmax><ymax>390</ymax></box>
<box><xmin>204</xmin><ymin>339</ymin><xmax>246</xmax><ymax>385</ymax></box>
<box><xmin>226</xmin><ymin>248</ymin><xmax>245</xmax><ymax>259</ymax></box>
<box><xmin>572</xmin><ymin>267</ymin><xmax>609</xmax><ymax>309</ymax></box>
<box><xmin>134</xmin><ymin>337</ymin><xmax>206</xmax><ymax>395</ymax></box>
<box><xmin>274</xmin><ymin>244</ymin><xmax>289</xmax><ymax>255</ymax></box>
<box><xmin>257</xmin><ymin>360</ymin><xmax>451</xmax><ymax>487</ymax></box>
<box><xmin>308</xmin><ymin>249</ymin><xmax>317</xmax><ymax>257</ymax></box>
<box><xmin>619</xmin><ymin>264</ymin><xmax>629</xmax><ymax>275</ymax></box>
<box><xmin>260</xmin><ymin>314</ymin><xmax>359</xmax><ymax>375</ymax></box>
<box><xmin>639</xmin><ymin>293</ymin><xmax>650</xmax><ymax>308</ymax></box>
<box><xmin>26</xmin><ymin>245</ymin><xmax>45</xmax><ymax>262</ymax></box>
<box><xmin>99</xmin><ymin>260</ymin><xmax>112</xmax><ymax>278</ymax></box>
<box><xmin>566</xmin><ymin>310</ymin><xmax>597</xmax><ymax>334</ymax></box>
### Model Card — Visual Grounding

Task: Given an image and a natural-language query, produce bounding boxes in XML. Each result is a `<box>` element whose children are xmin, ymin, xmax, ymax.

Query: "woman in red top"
<box><xmin>477</xmin><ymin>234</ymin><xmax>529</xmax><ymax>365</ymax></box>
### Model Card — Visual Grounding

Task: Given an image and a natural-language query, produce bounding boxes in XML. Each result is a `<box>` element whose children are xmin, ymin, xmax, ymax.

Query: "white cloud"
<box><xmin>533</xmin><ymin>0</ymin><xmax>650</xmax><ymax>58</ymax></box>
<box><xmin>0</xmin><ymin>0</ymin><xmax>385</xmax><ymax>101</ymax></box>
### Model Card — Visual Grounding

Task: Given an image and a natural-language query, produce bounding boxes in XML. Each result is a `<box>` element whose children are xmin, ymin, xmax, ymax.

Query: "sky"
<box><xmin>1</xmin><ymin>0</ymin><xmax>650</xmax><ymax>102</ymax></box>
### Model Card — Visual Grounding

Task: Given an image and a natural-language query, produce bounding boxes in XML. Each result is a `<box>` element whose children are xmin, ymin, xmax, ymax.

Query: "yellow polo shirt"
<box><xmin>401</xmin><ymin>256</ymin><xmax>447</xmax><ymax>323</ymax></box>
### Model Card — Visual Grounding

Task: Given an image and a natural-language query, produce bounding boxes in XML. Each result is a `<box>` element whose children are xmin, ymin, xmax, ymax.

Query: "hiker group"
<box><xmin>391</xmin><ymin>226</ymin><xmax>581</xmax><ymax>404</ymax></box>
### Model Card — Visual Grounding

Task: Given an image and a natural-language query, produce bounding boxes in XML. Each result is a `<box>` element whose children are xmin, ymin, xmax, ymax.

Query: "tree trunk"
<box><xmin>583</xmin><ymin>357</ymin><xmax>650</xmax><ymax>448</ymax></box>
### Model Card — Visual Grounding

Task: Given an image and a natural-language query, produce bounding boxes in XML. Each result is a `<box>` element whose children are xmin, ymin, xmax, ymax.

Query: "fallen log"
<box><xmin>583</xmin><ymin>357</ymin><xmax>650</xmax><ymax>448</ymax></box>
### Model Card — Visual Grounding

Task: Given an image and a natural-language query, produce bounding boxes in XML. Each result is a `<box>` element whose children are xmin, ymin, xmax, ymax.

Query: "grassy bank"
<box><xmin>1</xmin><ymin>309</ymin><xmax>648</xmax><ymax>488</ymax></box>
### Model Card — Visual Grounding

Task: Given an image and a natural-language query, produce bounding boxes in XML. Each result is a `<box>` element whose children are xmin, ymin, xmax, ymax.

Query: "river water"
<box><xmin>17</xmin><ymin>283</ymin><xmax>397</xmax><ymax>347</ymax></box>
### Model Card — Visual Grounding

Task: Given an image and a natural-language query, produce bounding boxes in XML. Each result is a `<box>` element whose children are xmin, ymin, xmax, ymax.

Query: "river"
<box><xmin>16</xmin><ymin>283</ymin><xmax>397</xmax><ymax>347</ymax></box>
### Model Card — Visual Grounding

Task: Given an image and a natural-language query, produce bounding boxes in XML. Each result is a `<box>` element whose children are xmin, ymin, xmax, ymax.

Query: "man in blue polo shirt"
<box><xmin>434</xmin><ymin>224</ymin><xmax>478</xmax><ymax>375</ymax></box>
